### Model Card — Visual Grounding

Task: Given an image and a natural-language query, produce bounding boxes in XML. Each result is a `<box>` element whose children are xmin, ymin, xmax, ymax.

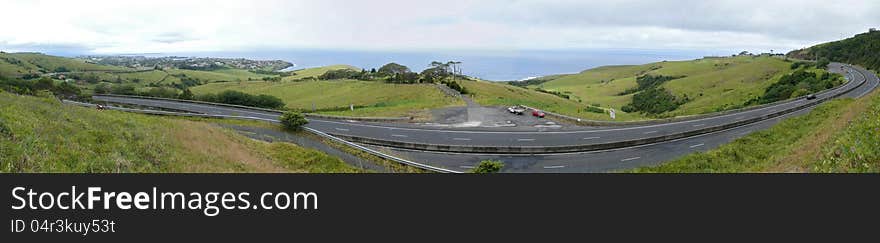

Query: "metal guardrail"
<box><xmin>303</xmin><ymin>127</ymin><xmax>460</xmax><ymax>173</ymax></box>
<box><xmin>63</xmin><ymin>100</ymin><xmax>460</xmax><ymax>173</ymax></box>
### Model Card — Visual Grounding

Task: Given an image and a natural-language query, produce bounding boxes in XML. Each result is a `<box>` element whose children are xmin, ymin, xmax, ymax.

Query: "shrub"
<box><xmin>178</xmin><ymin>89</ymin><xmax>194</xmax><ymax>100</ymax></box>
<box><xmin>816</xmin><ymin>58</ymin><xmax>831</xmax><ymax>69</ymax></box>
<box><xmin>280</xmin><ymin>111</ymin><xmax>308</xmax><ymax>131</ymax></box>
<box><xmin>111</xmin><ymin>84</ymin><xmax>138</xmax><ymax>95</ymax></box>
<box><xmin>622</xmin><ymin>87</ymin><xmax>685</xmax><ymax>115</ymax></box>
<box><xmin>0</xmin><ymin>118</ymin><xmax>12</xmax><ymax>139</ymax></box>
<box><xmin>585</xmin><ymin>105</ymin><xmax>605</xmax><ymax>114</ymax></box>
<box><xmin>204</xmin><ymin>90</ymin><xmax>286</xmax><ymax>109</ymax></box>
<box><xmin>472</xmin><ymin>160</ymin><xmax>504</xmax><ymax>173</ymax></box>
<box><xmin>94</xmin><ymin>83</ymin><xmax>111</xmax><ymax>94</ymax></box>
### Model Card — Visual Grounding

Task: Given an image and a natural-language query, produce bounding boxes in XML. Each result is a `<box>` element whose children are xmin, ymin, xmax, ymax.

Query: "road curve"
<box><xmin>92</xmin><ymin>63</ymin><xmax>874</xmax><ymax>154</ymax></box>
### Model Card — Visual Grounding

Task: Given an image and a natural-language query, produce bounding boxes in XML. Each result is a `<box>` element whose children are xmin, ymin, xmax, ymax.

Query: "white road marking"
<box><xmin>459</xmin><ymin>166</ymin><xmax>475</xmax><ymax>169</ymax></box>
<box><xmin>621</xmin><ymin>157</ymin><xmax>641</xmax><ymax>162</ymax></box>
<box><xmin>689</xmin><ymin>143</ymin><xmax>705</xmax><ymax>148</ymax></box>
<box><xmin>391</xmin><ymin>134</ymin><xmax>408</xmax><ymax>138</ymax></box>
<box><xmin>582</xmin><ymin>137</ymin><xmax>601</xmax><ymax>140</ymax></box>
<box><xmin>517</xmin><ymin>138</ymin><xmax>536</xmax><ymax>142</ymax></box>
<box><xmin>543</xmin><ymin>165</ymin><xmax>566</xmax><ymax>169</ymax></box>
<box><xmin>643</xmin><ymin>131</ymin><xmax>658</xmax><ymax>134</ymax></box>
<box><xmin>692</xmin><ymin>124</ymin><xmax>705</xmax><ymax>127</ymax></box>
<box><xmin>452</xmin><ymin>138</ymin><xmax>472</xmax><ymax>141</ymax></box>
<box><xmin>334</xmin><ymin>128</ymin><xmax>350</xmax><ymax>132</ymax></box>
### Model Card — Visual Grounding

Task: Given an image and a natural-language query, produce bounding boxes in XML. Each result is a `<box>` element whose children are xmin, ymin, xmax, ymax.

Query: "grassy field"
<box><xmin>165</xmin><ymin>68</ymin><xmax>273</xmax><ymax>82</ymax></box>
<box><xmin>630</xmin><ymin>88</ymin><xmax>880</xmax><ymax>173</ymax></box>
<box><xmin>282</xmin><ymin>65</ymin><xmax>360</xmax><ymax>80</ymax></box>
<box><xmin>191</xmin><ymin>79</ymin><xmax>464</xmax><ymax>119</ymax></box>
<box><xmin>0</xmin><ymin>52</ymin><xmax>128</xmax><ymax>77</ymax></box>
<box><xmin>0</xmin><ymin>92</ymin><xmax>360</xmax><ymax>173</ymax></box>
<box><xmin>528</xmin><ymin>56</ymin><xmax>794</xmax><ymax>120</ymax></box>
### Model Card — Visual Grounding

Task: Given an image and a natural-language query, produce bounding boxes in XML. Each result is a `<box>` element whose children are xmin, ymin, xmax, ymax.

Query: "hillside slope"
<box><xmin>631</xmin><ymin>86</ymin><xmax>879</xmax><ymax>173</ymax></box>
<box><xmin>531</xmin><ymin>56</ymin><xmax>793</xmax><ymax>120</ymax></box>
<box><xmin>788</xmin><ymin>29</ymin><xmax>880</xmax><ymax>70</ymax></box>
<box><xmin>0</xmin><ymin>92</ymin><xmax>359</xmax><ymax>173</ymax></box>
<box><xmin>191</xmin><ymin>79</ymin><xmax>464</xmax><ymax>119</ymax></box>
<box><xmin>0</xmin><ymin>52</ymin><xmax>127</xmax><ymax>77</ymax></box>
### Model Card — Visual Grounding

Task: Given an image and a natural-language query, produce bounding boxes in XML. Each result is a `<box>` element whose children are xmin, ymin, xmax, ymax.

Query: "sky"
<box><xmin>1</xmin><ymin>0</ymin><xmax>878</xmax><ymax>55</ymax></box>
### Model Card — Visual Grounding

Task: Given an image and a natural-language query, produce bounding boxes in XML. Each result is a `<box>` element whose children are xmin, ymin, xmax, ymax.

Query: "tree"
<box><xmin>111</xmin><ymin>84</ymin><xmax>137</xmax><ymax>95</ymax></box>
<box><xmin>33</xmin><ymin>77</ymin><xmax>55</xmax><ymax>91</ymax></box>
<box><xmin>816</xmin><ymin>58</ymin><xmax>831</xmax><ymax>69</ymax></box>
<box><xmin>378</xmin><ymin>63</ymin><xmax>411</xmax><ymax>76</ymax></box>
<box><xmin>472</xmin><ymin>160</ymin><xmax>504</xmax><ymax>173</ymax></box>
<box><xmin>280</xmin><ymin>111</ymin><xmax>308</xmax><ymax>131</ymax></box>
<box><xmin>94</xmin><ymin>83</ymin><xmax>111</xmax><ymax>94</ymax></box>
<box><xmin>53</xmin><ymin>81</ymin><xmax>81</xmax><ymax>99</ymax></box>
<box><xmin>178</xmin><ymin>89</ymin><xmax>195</xmax><ymax>100</ymax></box>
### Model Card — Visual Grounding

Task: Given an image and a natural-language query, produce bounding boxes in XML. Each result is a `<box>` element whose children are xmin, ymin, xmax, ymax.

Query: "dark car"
<box><xmin>805</xmin><ymin>94</ymin><xmax>817</xmax><ymax>100</ymax></box>
<box><xmin>532</xmin><ymin>110</ymin><xmax>546</xmax><ymax>118</ymax></box>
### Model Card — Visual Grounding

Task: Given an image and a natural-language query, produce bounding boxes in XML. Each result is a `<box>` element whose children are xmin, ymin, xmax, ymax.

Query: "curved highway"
<box><xmin>93</xmin><ymin>63</ymin><xmax>875</xmax><ymax>154</ymax></box>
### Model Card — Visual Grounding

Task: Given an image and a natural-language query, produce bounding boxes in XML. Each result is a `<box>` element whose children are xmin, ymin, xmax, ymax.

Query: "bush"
<box><xmin>94</xmin><ymin>83</ymin><xmax>111</xmax><ymax>94</ymax></box>
<box><xmin>0</xmin><ymin>118</ymin><xmax>12</xmax><ymax>139</ymax></box>
<box><xmin>111</xmin><ymin>84</ymin><xmax>138</xmax><ymax>95</ymax></box>
<box><xmin>319</xmin><ymin>69</ymin><xmax>364</xmax><ymax>80</ymax></box>
<box><xmin>618</xmin><ymin>74</ymin><xmax>683</xmax><ymax>96</ymax></box>
<box><xmin>178</xmin><ymin>89</ymin><xmax>194</xmax><ymax>100</ymax></box>
<box><xmin>472</xmin><ymin>160</ymin><xmax>504</xmax><ymax>173</ymax></box>
<box><xmin>816</xmin><ymin>58</ymin><xmax>831</xmax><ymax>69</ymax></box>
<box><xmin>622</xmin><ymin>87</ymin><xmax>685</xmax><ymax>115</ymax></box>
<box><xmin>205</xmin><ymin>90</ymin><xmax>286</xmax><ymax>109</ymax></box>
<box><xmin>757</xmin><ymin>70</ymin><xmax>841</xmax><ymax>104</ymax></box>
<box><xmin>280</xmin><ymin>111</ymin><xmax>308</xmax><ymax>131</ymax></box>
<box><xmin>585</xmin><ymin>105</ymin><xmax>605</xmax><ymax>114</ymax></box>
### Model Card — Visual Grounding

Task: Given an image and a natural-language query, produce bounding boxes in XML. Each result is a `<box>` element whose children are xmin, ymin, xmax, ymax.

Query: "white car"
<box><xmin>507</xmin><ymin>106</ymin><xmax>526</xmax><ymax>115</ymax></box>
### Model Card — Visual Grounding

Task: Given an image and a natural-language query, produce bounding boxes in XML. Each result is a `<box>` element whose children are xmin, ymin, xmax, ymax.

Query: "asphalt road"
<box><xmin>91</xmin><ymin>63</ymin><xmax>878</xmax><ymax>172</ymax></box>
<box><xmin>93</xmin><ymin>63</ymin><xmax>874</xmax><ymax>152</ymax></box>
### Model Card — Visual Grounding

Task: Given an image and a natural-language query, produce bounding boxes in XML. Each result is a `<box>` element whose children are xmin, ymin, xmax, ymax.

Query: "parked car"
<box><xmin>805</xmin><ymin>94</ymin><xmax>817</xmax><ymax>100</ymax></box>
<box><xmin>507</xmin><ymin>106</ymin><xmax>526</xmax><ymax>115</ymax></box>
<box><xmin>532</xmin><ymin>110</ymin><xmax>546</xmax><ymax>118</ymax></box>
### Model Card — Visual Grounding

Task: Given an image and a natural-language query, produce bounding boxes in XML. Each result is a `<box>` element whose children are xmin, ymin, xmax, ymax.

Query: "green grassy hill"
<box><xmin>528</xmin><ymin>56</ymin><xmax>794</xmax><ymax>120</ymax></box>
<box><xmin>283</xmin><ymin>65</ymin><xmax>360</xmax><ymax>80</ymax></box>
<box><xmin>0</xmin><ymin>91</ymin><xmax>360</xmax><ymax>173</ymax></box>
<box><xmin>0</xmin><ymin>52</ymin><xmax>127</xmax><ymax>77</ymax></box>
<box><xmin>191</xmin><ymin>79</ymin><xmax>464</xmax><ymax>119</ymax></box>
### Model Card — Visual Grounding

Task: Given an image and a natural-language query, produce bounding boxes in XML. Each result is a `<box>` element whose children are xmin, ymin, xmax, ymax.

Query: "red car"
<box><xmin>532</xmin><ymin>110</ymin><xmax>546</xmax><ymax>118</ymax></box>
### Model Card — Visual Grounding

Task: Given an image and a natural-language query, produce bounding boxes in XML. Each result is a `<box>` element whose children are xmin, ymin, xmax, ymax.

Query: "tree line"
<box><xmin>316</xmin><ymin>61</ymin><xmax>469</xmax><ymax>94</ymax></box>
<box><xmin>619</xmin><ymin>75</ymin><xmax>689</xmax><ymax>115</ymax></box>
<box><xmin>787</xmin><ymin>29</ymin><xmax>880</xmax><ymax>71</ymax></box>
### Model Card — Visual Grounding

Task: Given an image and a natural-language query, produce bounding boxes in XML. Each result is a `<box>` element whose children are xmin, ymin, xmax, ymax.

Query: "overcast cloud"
<box><xmin>1</xmin><ymin>0</ymin><xmax>877</xmax><ymax>54</ymax></box>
